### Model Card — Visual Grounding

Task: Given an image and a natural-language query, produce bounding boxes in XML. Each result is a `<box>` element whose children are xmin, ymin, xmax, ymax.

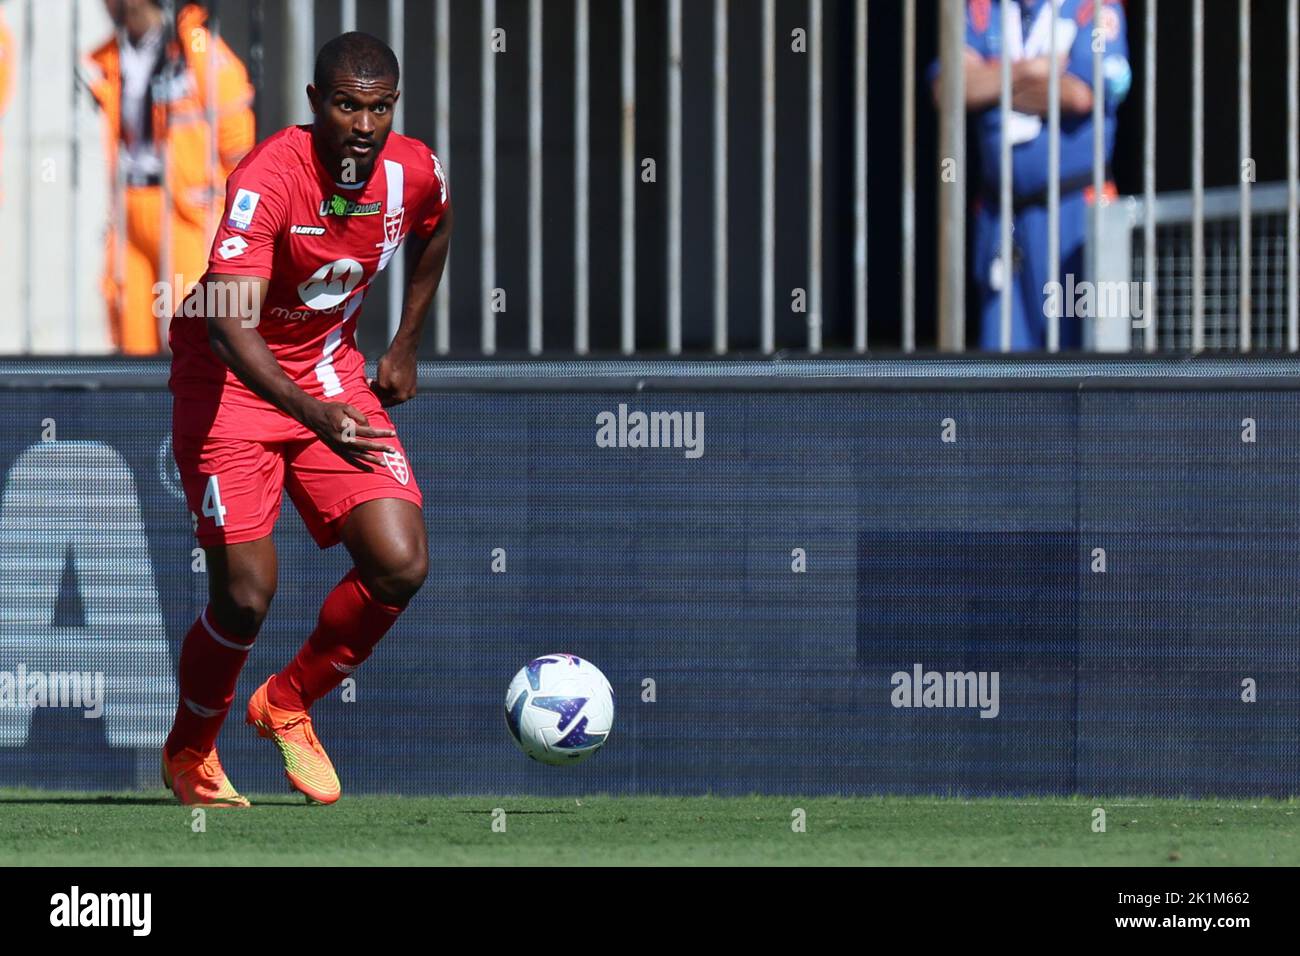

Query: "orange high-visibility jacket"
<box><xmin>88</xmin><ymin>3</ymin><xmax>255</xmax><ymax>234</ymax></box>
<box><xmin>0</xmin><ymin>10</ymin><xmax>14</xmax><ymax>184</ymax></box>
<box><xmin>0</xmin><ymin>10</ymin><xmax>12</xmax><ymax>110</ymax></box>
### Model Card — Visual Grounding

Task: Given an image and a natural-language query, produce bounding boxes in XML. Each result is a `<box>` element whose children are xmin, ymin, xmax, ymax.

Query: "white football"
<box><xmin>504</xmin><ymin>654</ymin><xmax>615</xmax><ymax>766</ymax></box>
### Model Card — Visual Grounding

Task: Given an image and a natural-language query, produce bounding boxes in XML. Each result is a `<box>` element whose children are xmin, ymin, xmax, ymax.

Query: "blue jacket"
<box><xmin>931</xmin><ymin>0</ymin><xmax>1131</xmax><ymax>200</ymax></box>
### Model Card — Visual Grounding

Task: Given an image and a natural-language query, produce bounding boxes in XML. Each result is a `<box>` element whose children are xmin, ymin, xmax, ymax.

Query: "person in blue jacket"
<box><xmin>932</xmin><ymin>0</ymin><xmax>1131</xmax><ymax>350</ymax></box>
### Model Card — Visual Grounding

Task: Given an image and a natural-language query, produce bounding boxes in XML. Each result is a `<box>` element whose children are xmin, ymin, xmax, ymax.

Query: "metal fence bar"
<box><xmin>621</xmin><ymin>0</ymin><xmax>635</xmax><ymax>354</ymax></box>
<box><xmin>1047</xmin><ymin>0</ymin><xmax>1060</xmax><ymax>352</ymax></box>
<box><xmin>286</xmin><ymin>0</ymin><xmax>313</xmax><ymax>124</ymax></box>
<box><xmin>1090</xmin><ymin>0</ymin><xmax>1103</xmax><ymax>348</ymax></box>
<box><xmin>998</xmin><ymin>0</ymin><xmax>1012</xmax><ymax>352</ymax></box>
<box><xmin>435</xmin><ymin>0</ymin><xmax>450</xmax><ymax>353</ymax></box>
<box><xmin>1240</xmin><ymin>0</ymin><xmax>1252</xmax><ymax>351</ymax></box>
<box><xmin>713</xmin><ymin>0</ymin><xmax>728</xmax><ymax>354</ymax></box>
<box><xmin>761</xmin><ymin>0</ymin><xmax>774</xmax><ymax>353</ymax></box>
<box><xmin>1192</xmin><ymin>0</ymin><xmax>1205</xmax><ymax>351</ymax></box>
<box><xmin>853</xmin><ymin>0</ymin><xmax>866</xmax><ymax>352</ymax></box>
<box><xmin>1139</xmin><ymin>180</ymin><xmax>1289</xmax><ymax>223</ymax></box>
<box><xmin>389</xmin><ymin>0</ymin><xmax>406</xmax><ymax>343</ymax></box>
<box><xmin>158</xmin><ymin>0</ymin><xmax>175</xmax><ymax>350</ymax></box>
<box><xmin>575</xmin><ymin>0</ymin><xmax>590</xmax><ymax>354</ymax></box>
<box><xmin>69</xmin><ymin>0</ymin><xmax>79</xmax><ymax>353</ymax></box>
<box><xmin>341</xmin><ymin>0</ymin><xmax>356</xmax><ymax>33</ymax></box>
<box><xmin>937</xmin><ymin>0</ymin><xmax>963</xmax><ymax>352</ymax></box>
<box><xmin>20</xmin><ymin>0</ymin><xmax>31</xmax><ymax>351</ymax></box>
<box><xmin>1290</xmin><ymin>0</ymin><xmax>1299</xmax><ymax>351</ymax></box>
<box><xmin>902</xmin><ymin>0</ymin><xmax>915</xmax><ymax>352</ymax></box>
<box><xmin>1143</xmin><ymin>0</ymin><xmax>1157</xmax><ymax>351</ymax></box>
<box><xmin>114</xmin><ymin>150</ymin><xmax>127</xmax><ymax>354</ymax></box>
<box><xmin>207</xmin><ymin>1</ymin><xmax>220</xmax><ymax>244</ymax></box>
<box><xmin>807</xmin><ymin>0</ymin><xmax>822</xmax><ymax>353</ymax></box>
<box><xmin>250</xmin><ymin>0</ymin><xmax>264</xmax><ymax>118</ymax></box>
<box><xmin>480</xmin><ymin>0</ymin><xmax>495</xmax><ymax>354</ymax></box>
<box><xmin>667</xmin><ymin>0</ymin><xmax>683</xmax><ymax>354</ymax></box>
<box><xmin>529</xmin><ymin>0</ymin><xmax>543</xmax><ymax>354</ymax></box>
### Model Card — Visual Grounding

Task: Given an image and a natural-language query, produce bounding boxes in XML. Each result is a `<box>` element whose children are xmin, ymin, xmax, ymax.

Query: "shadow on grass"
<box><xmin>0</xmin><ymin>795</ymin><xmax>176</xmax><ymax>806</ymax></box>
<box><xmin>0</xmin><ymin>795</ymin><xmax>323</xmax><ymax>808</ymax></box>
<box><xmin>0</xmin><ymin>796</ymin><xmax>578</xmax><ymax>812</ymax></box>
<box><xmin>453</xmin><ymin>809</ymin><xmax>573</xmax><ymax>815</ymax></box>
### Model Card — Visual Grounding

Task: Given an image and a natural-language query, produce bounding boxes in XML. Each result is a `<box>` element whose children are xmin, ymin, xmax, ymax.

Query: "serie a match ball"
<box><xmin>504</xmin><ymin>654</ymin><xmax>615</xmax><ymax>766</ymax></box>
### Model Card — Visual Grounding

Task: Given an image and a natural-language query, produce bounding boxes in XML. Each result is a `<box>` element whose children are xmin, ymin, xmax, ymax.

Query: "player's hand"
<box><xmin>368</xmin><ymin>345</ymin><xmax>418</xmax><ymax>407</ymax></box>
<box><xmin>302</xmin><ymin>399</ymin><xmax>397</xmax><ymax>470</ymax></box>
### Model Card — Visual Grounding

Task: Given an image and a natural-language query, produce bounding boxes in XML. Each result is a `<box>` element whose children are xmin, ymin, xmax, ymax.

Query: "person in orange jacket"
<box><xmin>0</xmin><ymin>9</ymin><xmax>13</xmax><ymax>205</ymax></box>
<box><xmin>90</xmin><ymin>0</ymin><xmax>255</xmax><ymax>355</ymax></box>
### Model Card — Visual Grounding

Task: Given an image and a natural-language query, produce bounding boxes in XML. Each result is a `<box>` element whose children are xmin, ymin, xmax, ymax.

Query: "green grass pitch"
<box><xmin>2</xmin><ymin>791</ymin><xmax>1298</xmax><ymax>866</ymax></box>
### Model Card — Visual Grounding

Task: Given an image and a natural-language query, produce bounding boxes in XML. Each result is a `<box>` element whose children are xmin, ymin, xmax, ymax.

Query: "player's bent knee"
<box><xmin>210</xmin><ymin>585</ymin><xmax>275</xmax><ymax>638</ymax></box>
<box><xmin>363</xmin><ymin>550</ymin><xmax>427</xmax><ymax>608</ymax></box>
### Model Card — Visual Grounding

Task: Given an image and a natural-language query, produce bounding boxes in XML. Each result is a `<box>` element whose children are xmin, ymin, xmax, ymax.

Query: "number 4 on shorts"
<box><xmin>202</xmin><ymin>475</ymin><xmax>228</xmax><ymax>527</ymax></box>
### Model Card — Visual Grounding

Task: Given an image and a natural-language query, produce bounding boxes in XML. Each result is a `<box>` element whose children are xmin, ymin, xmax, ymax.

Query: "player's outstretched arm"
<box><xmin>370</xmin><ymin>201</ymin><xmax>455</xmax><ymax>407</ymax></box>
<box><xmin>201</xmin><ymin>273</ymin><xmax>398</xmax><ymax>470</ymax></box>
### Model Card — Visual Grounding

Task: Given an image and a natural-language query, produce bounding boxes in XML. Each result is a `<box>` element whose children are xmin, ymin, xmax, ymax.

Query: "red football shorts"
<box><xmin>172</xmin><ymin>379</ymin><xmax>423</xmax><ymax>549</ymax></box>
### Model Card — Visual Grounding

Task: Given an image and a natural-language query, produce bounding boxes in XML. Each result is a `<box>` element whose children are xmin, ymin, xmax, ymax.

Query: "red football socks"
<box><xmin>164</xmin><ymin>606</ymin><xmax>257</xmax><ymax>758</ymax></box>
<box><xmin>267</xmin><ymin>568</ymin><xmax>405</xmax><ymax>711</ymax></box>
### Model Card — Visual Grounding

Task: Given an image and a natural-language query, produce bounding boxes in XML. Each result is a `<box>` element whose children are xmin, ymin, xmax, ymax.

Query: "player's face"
<box><xmin>308</xmin><ymin>74</ymin><xmax>401</xmax><ymax>183</ymax></box>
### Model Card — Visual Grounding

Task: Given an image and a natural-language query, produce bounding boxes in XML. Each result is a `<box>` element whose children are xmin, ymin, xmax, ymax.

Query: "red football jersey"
<box><xmin>169</xmin><ymin>124</ymin><xmax>449</xmax><ymax>417</ymax></box>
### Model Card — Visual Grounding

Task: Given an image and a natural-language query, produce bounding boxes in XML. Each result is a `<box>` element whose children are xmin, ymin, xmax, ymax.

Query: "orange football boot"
<box><xmin>161</xmin><ymin>746</ymin><xmax>251</xmax><ymax>808</ymax></box>
<box><xmin>246</xmin><ymin>677</ymin><xmax>342</xmax><ymax>805</ymax></box>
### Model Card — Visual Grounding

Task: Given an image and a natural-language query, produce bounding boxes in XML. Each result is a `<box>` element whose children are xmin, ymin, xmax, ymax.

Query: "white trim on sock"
<box><xmin>200</xmin><ymin>607</ymin><xmax>254</xmax><ymax>652</ymax></box>
<box><xmin>182</xmin><ymin>697</ymin><xmax>227</xmax><ymax>718</ymax></box>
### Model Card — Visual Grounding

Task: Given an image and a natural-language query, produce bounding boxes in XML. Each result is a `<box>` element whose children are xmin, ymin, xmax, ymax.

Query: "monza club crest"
<box><xmin>384</xmin><ymin>207</ymin><xmax>404</xmax><ymax>247</ymax></box>
<box><xmin>382</xmin><ymin>450</ymin><xmax>410</xmax><ymax>485</ymax></box>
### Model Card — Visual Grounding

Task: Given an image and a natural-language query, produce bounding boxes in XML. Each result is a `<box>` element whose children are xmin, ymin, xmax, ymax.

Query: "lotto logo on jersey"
<box><xmin>218</xmin><ymin>236</ymin><xmax>248</xmax><ymax>260</ymax></box>
<box><xmin>228</xmin><ymin>188</ymin><xmax>261</xmax><ymax>230</ymax></box>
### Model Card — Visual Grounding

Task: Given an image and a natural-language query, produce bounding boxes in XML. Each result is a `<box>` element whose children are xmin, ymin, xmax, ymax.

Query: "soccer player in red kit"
<box><xmin>162</xmin><ymin>32</ymin><xmax>452</xmax><ymax>806</ymax></box>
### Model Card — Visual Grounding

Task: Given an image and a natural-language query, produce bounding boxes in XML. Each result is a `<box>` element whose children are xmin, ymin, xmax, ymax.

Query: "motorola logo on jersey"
<box><xmin>297</xmin><ymin>258</ymin><xmax>363</xmax><ymax>310</ymax></box>
<box><xmin>268</xmin><ymin>301</ymin><xmax>349</xmax><ymax>322</ymax></box>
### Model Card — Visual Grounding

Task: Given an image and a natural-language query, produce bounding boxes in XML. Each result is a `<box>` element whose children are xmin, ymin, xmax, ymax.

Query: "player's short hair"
<box><xmin>313</xmin><ymin>32</ymin><xmax>400</xmax><ymax>95</ymax></box>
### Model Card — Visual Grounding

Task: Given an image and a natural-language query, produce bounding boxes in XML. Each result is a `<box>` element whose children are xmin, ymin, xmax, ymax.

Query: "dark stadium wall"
<box><xmin>4</xmin><ymin>372</ymin><xmax>1299</xmax><ymax>797</ymax></box>
<box><xmin>212</xmin><ymin>1</ymin><xmax>1289</xmax><ymax>355</ymax></box>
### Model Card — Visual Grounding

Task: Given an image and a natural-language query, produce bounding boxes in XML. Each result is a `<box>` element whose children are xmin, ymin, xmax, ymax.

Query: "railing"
<box><xmin>2</xmin><ymin>1</ymin><xmax>1298</xmax><ymax>355</ymax></box>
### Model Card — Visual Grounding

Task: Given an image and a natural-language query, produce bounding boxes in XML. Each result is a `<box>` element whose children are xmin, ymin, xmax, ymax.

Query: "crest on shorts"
<box><xmin>382</xmin><ymin>450</ymin><xmax>410</xmax><ymax>485</ymax></box>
